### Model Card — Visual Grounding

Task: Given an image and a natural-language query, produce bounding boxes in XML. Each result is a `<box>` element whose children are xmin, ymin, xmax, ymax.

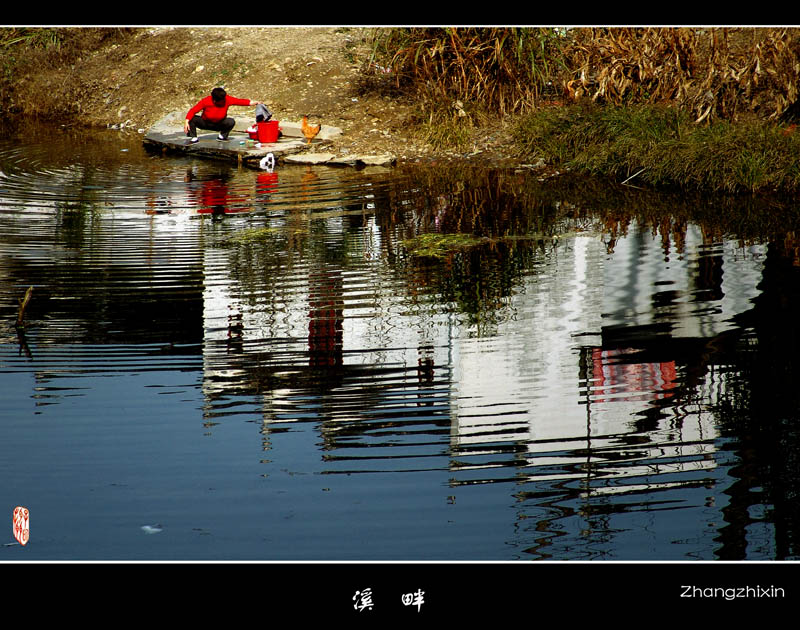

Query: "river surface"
<box><xmin>1</xmin><ymin>122</ymin><xmax>799</xmax><ymax>561</ymax></box>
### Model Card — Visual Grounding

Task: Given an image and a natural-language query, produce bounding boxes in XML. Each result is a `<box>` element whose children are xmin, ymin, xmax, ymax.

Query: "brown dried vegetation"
<box><xmin>374</xmin><ymin>27</ymin><xmax>800</xmax><ymax>125</ymax></box>
<box><xmin>373</xmin><ymin>27</ymin><xmax>565</xmax><ymax>117</ymax></box>
<box><xmin>560</xmin><ymin>28</ymin><xmax>800</xmax><ymax>123</ymax></box>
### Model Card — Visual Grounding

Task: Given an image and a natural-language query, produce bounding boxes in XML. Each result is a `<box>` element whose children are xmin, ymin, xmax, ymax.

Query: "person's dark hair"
<box><xmin>211</xmin><ymin>87</ymin><xmax>227</xmax><ymax>105</ymax></box>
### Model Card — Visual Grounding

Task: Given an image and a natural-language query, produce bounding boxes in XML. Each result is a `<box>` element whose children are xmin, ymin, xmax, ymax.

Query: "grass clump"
<box><xmin>514</xmin><ymin>102</ymin><xmax>800</xmax><ymax>194</ymax></box>
<box><xmin>368</xmin><ymin>28</ymin><xmax>567</xmax><ymax>115</ymax></box>
<box><xmin>402</xmin><ymin>232</ymin><xmax>486</xmax><ymax>258</ymax></box>
<box><xmin>367</xmin><ymin>27</ymin><xmax>568</xmax><ymax>150</ymax></box>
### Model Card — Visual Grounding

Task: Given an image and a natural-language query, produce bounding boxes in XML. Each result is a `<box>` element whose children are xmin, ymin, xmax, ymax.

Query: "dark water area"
<box><xmin>2</xmin><ymin>120</ymin><xmax>800</xmax><ymax>564</ymax></box>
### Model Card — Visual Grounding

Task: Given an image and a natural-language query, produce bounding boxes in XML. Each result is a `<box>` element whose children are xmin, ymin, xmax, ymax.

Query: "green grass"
<box><xmin>0</xmin><ymin>28</ymin><xmax>62</xmax><ymax>49</ymax></box>
<box><xmin>402</xmin><ymin>232</ymin><xmax>486</xmax><ymax>258</ymax></box>
<box><xmin>513</xmin><ymin>102</ymin><xmax>800</xmax><ymax>194</ymax></box>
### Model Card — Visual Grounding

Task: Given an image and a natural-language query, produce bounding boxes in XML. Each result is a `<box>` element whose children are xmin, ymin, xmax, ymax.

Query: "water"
<box><xmin>2</xmin><ymin>122</ymin><xmax>799</xmax><ymax>561</ymax></box>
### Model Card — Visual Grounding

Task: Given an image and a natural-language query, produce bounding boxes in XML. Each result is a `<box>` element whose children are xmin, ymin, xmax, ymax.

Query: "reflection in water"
<box><xmin>1</xmin><ymin>122</ymin><xmax>799</xmax><ymax>560</ymax></box>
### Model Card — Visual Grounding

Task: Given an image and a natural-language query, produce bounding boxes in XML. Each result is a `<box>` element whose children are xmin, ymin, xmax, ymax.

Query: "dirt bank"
<box><xmin>9</xmin><ymin>27</ymin><xmax>519</xmax><ymax>165</ymax></box>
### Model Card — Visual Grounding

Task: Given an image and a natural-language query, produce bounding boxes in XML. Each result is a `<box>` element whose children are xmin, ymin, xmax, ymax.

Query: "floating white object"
<box><xmin>259</xmin><ymin>154</ymin><xmax>276</xmax><ymax>172</ymax></box>
<box><xmin>141</xmin><ymin>524</ymin><xmax>163</xmax><ymax>534</ymax></box>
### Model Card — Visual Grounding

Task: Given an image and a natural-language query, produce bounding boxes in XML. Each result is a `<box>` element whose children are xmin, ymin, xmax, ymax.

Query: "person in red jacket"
<box><xmin>184</xmin><ymin>87</ymin><xmax>263</xmax><ymax>143</ymax></box>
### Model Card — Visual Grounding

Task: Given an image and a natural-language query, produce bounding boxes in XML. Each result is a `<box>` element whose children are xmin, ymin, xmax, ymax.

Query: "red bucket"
<box><xmin>257</xmin><ymin>120</ymin><xmax>280</xmax><ymax>143</ymax></box>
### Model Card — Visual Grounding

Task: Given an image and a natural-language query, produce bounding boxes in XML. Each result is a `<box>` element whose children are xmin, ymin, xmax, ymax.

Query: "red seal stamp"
<box><xmin>12</xmin><ymin>506</ymin><xmax>29</xmax><ymax>546</ymax></box>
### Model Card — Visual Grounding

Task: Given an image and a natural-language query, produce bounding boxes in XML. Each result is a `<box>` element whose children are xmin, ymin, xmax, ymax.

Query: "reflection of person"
<box><xmin>185</xmin><ymin>87</ymin><xmax>262</xmax><ymax>143</ymax></box>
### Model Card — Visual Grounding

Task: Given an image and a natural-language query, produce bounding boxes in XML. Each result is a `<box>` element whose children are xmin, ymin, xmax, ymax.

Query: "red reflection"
<box><xmin>257</xmin><ymin>172</ymin><xmax>279</xmax><ymax>196</ymax></box>
<box><xmin>308</xmin><ymin>269</ymin><xmax>343</xmax><ymax>367</ymax></box>
<box><xmin>592</xmin><ymin>347</ymin><xmax>677</xmax><ymax>403</ymax></box>
<box><xmin>196</xmin><ymin>179</ymin><xmax>251</xmax><ymax>215</ymax></box>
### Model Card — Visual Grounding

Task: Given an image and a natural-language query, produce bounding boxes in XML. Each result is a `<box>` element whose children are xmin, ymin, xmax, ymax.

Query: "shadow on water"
<box><xmin>2</xmin><ymin>121</ymin><xmax>800</xmax><ymax>560</ymax></box>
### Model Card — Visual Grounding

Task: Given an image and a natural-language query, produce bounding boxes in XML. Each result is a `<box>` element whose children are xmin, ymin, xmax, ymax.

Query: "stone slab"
<box><xmin>283</xmin><ymin>153</ymin><xmax>338</xmax><ymax>164</ymax></box>
<box><xmin>281</xmin><ymin>152</ymin><xmax>397</xmax><ymax>167</ymax></box>
<box><xmin>143</xmin><ymin>111</ymin><xmax>394</xmax><ymax>168</ymax></box>
<box><xmin>143</xmin><ymin>111</ymin><xmax>332</xmax><ymax>164</ymax></box>
<box><xmin>329</xmin><ymin>154</ymin><xmax>397</xmax><ymax>167</ymax></box>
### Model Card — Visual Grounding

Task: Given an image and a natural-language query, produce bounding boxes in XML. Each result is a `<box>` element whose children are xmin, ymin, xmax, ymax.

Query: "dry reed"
<box><xmin>370</xmin><ymin>27</ymin><xmax>800</xmax><ymax>124</ymax></box>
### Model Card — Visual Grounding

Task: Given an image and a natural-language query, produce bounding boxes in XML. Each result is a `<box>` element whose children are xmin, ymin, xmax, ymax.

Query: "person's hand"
<box><xmin>184</xmin><ymin>119</ymin><xmax>190</xmax><ymax>133</ymax></box>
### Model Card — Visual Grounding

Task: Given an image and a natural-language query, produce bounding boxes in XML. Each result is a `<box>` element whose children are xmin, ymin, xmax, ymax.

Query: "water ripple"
<box><xmin>2</xmin><ymin>123</ymin><xmax>792</xmax><ymax>560</ymax></box>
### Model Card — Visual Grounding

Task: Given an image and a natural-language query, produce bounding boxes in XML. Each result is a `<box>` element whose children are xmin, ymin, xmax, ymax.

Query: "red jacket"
<box><xmin>186</xmin><ymin>95</ymin><xmax>251</xmax><ymax>122</ymax></box>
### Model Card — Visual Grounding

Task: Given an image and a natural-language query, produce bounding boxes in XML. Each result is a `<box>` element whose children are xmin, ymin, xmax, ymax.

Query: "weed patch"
<box><xmin>514</xmin><ymin>102</ymin><xmax>800</xmax><ymax>194</ymax></box>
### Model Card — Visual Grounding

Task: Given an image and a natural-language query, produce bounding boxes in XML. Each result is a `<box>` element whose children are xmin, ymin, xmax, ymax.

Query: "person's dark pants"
<box><xmin>187</xmin><ymin>115</ymin><xmax>236</xmax><ymax>139</ymax></box>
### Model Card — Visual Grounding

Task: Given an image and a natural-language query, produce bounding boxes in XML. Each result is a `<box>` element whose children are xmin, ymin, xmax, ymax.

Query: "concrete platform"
<box><xmin>142</xmin><ymin>110</ymin><xmax>342</xmax><ymax>166</ymax></box>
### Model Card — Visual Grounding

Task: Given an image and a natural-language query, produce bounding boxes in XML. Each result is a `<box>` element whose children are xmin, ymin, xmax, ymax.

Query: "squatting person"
<box><xmin>184</xmin><ymin>87</ymin><xmax>263</xmax><ymax>143</ymax></box>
